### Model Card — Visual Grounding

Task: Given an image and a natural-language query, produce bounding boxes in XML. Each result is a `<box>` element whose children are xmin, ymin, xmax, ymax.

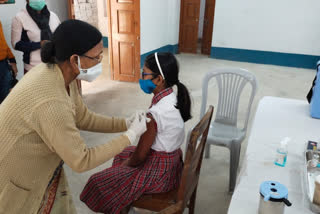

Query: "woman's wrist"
<box><xmin>9</xmin><ymin>63</ymin><xmax>18</xmax><ymax>74</ymax></box>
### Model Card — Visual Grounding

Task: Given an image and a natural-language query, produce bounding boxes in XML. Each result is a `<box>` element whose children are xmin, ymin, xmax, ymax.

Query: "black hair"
<box><xmin>41</xmin><ymin>19</ymin><xmax>102</xmax><ymax>64</ymax></box>
<box><xmin>145</xmin><ymin>52</ymin><xmax>192</xmax><ymax>122</ymax></box>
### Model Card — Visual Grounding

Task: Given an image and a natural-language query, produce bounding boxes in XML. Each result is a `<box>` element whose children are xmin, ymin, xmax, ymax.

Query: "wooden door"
<box><xmin>108</xmin><ymin>0</ymin><xmax>140</xmax><ymax>82</ymax></box>
<box><xmin>178</xmin><ymin>0</ymin><xmax>201</xmax><ymax>53</ymax></box>
<box><xmin>201</xmin><ymin>0</ymin><xmax>216</xmax><ymax>55</ymax></box>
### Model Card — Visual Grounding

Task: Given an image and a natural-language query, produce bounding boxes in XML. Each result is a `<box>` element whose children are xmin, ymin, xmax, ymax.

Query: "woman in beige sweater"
<box><xmin>0</xmin><ymin>20</ymin><xmax>147</xmax><ymax>214</ymax></box>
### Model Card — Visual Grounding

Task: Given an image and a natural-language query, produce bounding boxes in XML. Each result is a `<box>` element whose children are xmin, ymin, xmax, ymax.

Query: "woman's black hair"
<box><xmin>145</xmin><ymin>52</ymin><xmax>192</xmax><ymax>122</ymax></box>
<box><xmin>41</xmin><ymin>19</ymin><xmax>102</xmax><ymax>64</ymax></box>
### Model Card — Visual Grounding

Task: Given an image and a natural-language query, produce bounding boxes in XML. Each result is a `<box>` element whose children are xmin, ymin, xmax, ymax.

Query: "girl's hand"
<box><xmin>120</xmin><ymin>159</ymin><xmax>130</xmax><ymax>167</ymax></box>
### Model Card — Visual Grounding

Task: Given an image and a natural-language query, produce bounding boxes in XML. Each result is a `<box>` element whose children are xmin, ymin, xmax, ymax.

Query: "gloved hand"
<box><xmin>125</xmin><ymin>110</ymin><xmax>146</xmax><ymax>129</ymax></box>
<box><xmin>124</xmin><ymin>112</ymin><xmax>149</xmax><ymax>144</ymax></box>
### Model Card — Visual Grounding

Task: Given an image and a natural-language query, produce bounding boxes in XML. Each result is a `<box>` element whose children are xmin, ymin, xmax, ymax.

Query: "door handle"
<box><xmin>137</xmin><ymin>36</ymin><xmax>140</xmax><ymax>40</ymax></box>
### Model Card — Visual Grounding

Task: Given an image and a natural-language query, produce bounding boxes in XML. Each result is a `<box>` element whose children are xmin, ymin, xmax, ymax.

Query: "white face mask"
<box><xmin>76</xmin><ymin>57</ymin><xmax>102</xmax><ymax>82</ymax></box>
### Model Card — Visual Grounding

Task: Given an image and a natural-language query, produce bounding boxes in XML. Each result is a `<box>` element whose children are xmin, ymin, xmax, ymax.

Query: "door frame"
<box><xmin>67</xmin><ymin>0</ymin><xmax>75</xmax><ymax>19</ymax></box>
<box><xmin>177</xmin><ymin>0</ymin><xmax>184</xmax><ymax>54</ymax></box>
<box><xmin>68</xmin><ymin>0</ymin><xmax>83</xmax><ymax>94</ymax></box>
<box><xmin>106</xmin><ymin>0</ymin><xmax>114</xmax><ymax>80</ymax></box>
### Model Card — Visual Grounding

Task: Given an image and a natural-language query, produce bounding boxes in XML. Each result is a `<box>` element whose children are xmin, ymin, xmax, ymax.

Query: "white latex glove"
<box><xmin>124</xmin><ymin>112</ymin><xmax>149</xmax><ymax>144</ymax></box>
<box><xmin>125</xmin><ymin>110</ymin><xmax>146</xmax><ymax>129</ymax></box>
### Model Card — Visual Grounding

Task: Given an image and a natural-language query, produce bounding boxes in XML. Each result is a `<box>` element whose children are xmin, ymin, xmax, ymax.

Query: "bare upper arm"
<box><xmin>130</xmin><ymin>114</ymin><xmax>157</xmax><ymax>162</ymax></box>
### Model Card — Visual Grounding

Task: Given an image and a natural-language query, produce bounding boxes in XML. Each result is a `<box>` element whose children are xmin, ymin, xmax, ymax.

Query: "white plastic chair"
<box><xmin>196</xmin><ymin>68</ymin><xmax>257</xmax><ymax>192</ymax></box>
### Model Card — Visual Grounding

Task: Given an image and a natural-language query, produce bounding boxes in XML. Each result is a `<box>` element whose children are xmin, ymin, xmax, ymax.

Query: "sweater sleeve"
<box><xmin>73</xmin><ymin>83</ymin><xmax>128</xmax><ymax>133</ymax></box>
<box><xmin>31</xmin><ymin>100</ymin><xmax>131</xmax><ymax>173</ymax></box>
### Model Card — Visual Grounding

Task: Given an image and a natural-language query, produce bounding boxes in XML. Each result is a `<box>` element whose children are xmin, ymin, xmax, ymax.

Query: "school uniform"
<box><xmin>80</xmin><ymin>88</ymin><xmax>185</xmax><ymax>214</ymax></box>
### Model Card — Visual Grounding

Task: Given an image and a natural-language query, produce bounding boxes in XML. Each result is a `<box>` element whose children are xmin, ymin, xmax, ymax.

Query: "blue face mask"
<box><xmin>29</xmin><ymin>0</ymin><xmax>46</xmax><ymax>11</ymax></box>
<box><xmin>139</xmin><ymin>79</ymin><xmax>156</xmax><ymax>94</ymax></box>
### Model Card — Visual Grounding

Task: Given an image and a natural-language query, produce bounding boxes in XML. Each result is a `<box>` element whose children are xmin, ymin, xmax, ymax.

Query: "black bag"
<box><xmin>307</xmin><ymin>76</ymin><xmax>316</xmax><ymax>103</ymax></box>
<box><xmin>307</xmin><ymin>62</ymin><xmax>320</xmax><ymax>103</ymax></box>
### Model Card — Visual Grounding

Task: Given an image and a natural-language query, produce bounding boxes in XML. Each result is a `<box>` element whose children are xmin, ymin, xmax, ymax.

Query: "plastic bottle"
<box><xmin>274</xmin><ymin>137</ymin><xmax>290</xmax><ymax>167</ymax></box>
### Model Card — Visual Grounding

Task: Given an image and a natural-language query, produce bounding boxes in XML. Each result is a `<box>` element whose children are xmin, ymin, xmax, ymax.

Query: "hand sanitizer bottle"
<box><xmin>274</xmin><ymin>137</ymin><xmax>290</xmax><ymax>167</ymax></box>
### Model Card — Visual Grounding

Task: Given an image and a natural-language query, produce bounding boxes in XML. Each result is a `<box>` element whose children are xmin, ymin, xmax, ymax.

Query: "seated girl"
<box><xmin>80</xmin><ymin>52</ymin><xmax>192</xmax><ymax>214</ymax></box>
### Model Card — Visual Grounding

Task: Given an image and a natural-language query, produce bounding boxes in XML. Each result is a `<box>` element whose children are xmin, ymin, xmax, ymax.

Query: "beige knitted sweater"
<box><xmin>0</xmin><ymin>64</ymin><xmax>130</xmax><ymax>213</ymax></box>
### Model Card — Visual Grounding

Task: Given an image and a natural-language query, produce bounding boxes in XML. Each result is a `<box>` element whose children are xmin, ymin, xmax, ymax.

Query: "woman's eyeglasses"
<box><xmin>82</xmin><ymin>54</ymin><xmax>103</xmax><ymax>63</ymax></box>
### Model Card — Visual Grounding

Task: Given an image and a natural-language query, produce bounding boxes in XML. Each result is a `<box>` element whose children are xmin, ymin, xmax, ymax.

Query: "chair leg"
<box><xmin>189</xmin><ymin>188</ymin><xmax>197</xmax><ymax>214</ymax></box>
<box><xmin>205</xmin><ymin>144</ymin><xmax>210</xmax><ymax>158</ymax></box>
<box><xmin>229</xmin><ymin>143</ymin><xmax>241</xmax><ymax>192</ymax></box>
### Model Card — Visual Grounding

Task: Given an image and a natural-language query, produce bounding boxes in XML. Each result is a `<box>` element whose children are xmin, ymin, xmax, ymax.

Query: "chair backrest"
<box><xmin>200</xmin><ymin>68</ymin><xmax>257</xmax><ymax>131</ymax></box>
<box><xmin>176</xmin><ymin>106</ymin><xmax>214</xmax><ymax>209</ymax></box>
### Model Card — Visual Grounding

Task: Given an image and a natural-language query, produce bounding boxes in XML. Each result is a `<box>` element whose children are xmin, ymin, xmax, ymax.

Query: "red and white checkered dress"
<box><xmin>80</xmin><ymin>88</ymin><xmax>184</xmax><ymax>214</ymax></box>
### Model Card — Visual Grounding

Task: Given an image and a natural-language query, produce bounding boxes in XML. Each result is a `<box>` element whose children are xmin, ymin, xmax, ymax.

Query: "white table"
<box><xmin>228</xmin><ymin>96</ymin><xmax>320</xmax><ymax>214</ymax></box>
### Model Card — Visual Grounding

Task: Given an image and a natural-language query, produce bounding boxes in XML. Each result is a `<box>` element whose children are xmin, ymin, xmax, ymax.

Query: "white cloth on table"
<box><xmin>228</xmin><ymin>96</ymin><xmax>320</xmax><ymax>214</ymax></box>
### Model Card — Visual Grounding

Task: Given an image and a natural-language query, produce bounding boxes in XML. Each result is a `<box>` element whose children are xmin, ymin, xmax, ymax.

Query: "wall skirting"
<box><xmin>211</xmin><ymin>47</ymin><xmax>320</xmax><ymax>69</ymax></box>
<box><xmin>102</xmin><ymin>37</ymin><xmax>108</xmax><ymax>48</ymax></box>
